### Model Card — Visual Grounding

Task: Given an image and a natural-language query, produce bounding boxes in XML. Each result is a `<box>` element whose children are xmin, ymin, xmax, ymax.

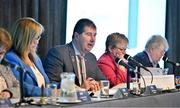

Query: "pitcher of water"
<box><xmin>60</xmin><ymin>72</ymin><xmax>77</xmax><ymax>102</ymax></box>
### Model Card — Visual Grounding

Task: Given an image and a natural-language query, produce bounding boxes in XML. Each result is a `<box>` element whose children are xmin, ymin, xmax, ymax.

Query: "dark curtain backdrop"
<box><xmin>165</xmin><ymin>0</ymin><xmax>180</xmax><ymax>75</ymax></box>
<box><xmin>1</xmin><ymin>0</ymin><xmax>180</xmax><ymax>75</ymax></box>
<box><xmin>0</xmin><ymin>0</ymin><xmax>67</xmax><ymax>62</ymax></box>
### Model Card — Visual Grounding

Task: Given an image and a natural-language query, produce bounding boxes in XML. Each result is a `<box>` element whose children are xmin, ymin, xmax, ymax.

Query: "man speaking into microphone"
<box><xmin>97</xmin><ymin>32</ymin><xmax>131</xmax><ymax>88</ymax></box>
<box><xmin>128</xmin><ymin>35</ymin><xmax>169</xmax><ymax>73</ymax></box>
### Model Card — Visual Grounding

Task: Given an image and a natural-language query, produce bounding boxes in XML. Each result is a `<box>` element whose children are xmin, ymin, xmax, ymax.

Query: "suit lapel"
<box><xmin>68</xmin><ymin>43</ymin><xmax>80</xmax><ymax>85</ymax></box>
<box><xmin>68</xmin><ymin>43</ymin><xmax>79</xmax><ymax>75</ymax></box>
<box><xmin>25</xmin><ymin>66</ymin><xmax>38</xmax><ymax>85</ymax></box>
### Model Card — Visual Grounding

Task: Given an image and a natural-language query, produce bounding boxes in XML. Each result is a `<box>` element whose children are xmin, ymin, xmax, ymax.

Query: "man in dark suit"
<box><xmin>133</xmin><ymin>51</ymin><xmax>160</xmax><ymax>68</ymax></box>
<box><xmin>44</xmin><ymin>18</ymin><xmax>105</xmax><ymax>91</ymax></box>
<box><xmin>129</xmin><ymin>35</ymin><xmax>169</xmax><ymax>70</ymax></box>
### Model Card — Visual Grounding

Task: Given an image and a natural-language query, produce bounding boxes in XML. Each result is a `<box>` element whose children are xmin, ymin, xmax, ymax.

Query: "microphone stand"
<box><xmin>137</xmin><ymin>66</ymin><xmax>140</xmax><ymax>78</ymax></box>
<box><xmin>172</xmin><ymin>65</ymin><xmax>175</xmax><ymax>75</ymax></box>
<box><xmin>126</xmin><ymin>69</ymin><xmax>130</xmax><ymax>90</ymax></box>
<box><xmin>15</xmin><ymin>68</ymin><xmax>33</xmax><ymax>106</ymax></box>
<box><xmin>127</xmin><ymin>68</ymin><xmax>134</xmax><ymax>90</ymax></box>
<box><xmin>132</xmin><ymin>66</ymin><xmax>141</xmax><ymax>95</ymax></box>
<box><xmin>1</xmin><ymin>59</ymin><xmax>33</xmax><ymax>106</ymax></box>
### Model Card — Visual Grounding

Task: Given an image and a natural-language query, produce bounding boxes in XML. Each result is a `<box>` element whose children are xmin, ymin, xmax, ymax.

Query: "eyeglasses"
<box><xmin>0</xmin><ymin>51</ymin><xmax>6</xmax><ymax>55</ymax></box>
<box><xmin>0</xmin><ymin>47</ymin><xmax>6</xmax><ymax>55</ymax></box>
<box><xmin>159</xmin><ymin>48</ymin><xmax>166</xmax><ymax>54</ymax></box>
<box><xmin>115</xmin><ymin>46</ymin><xmax>127</xmax><ymax>52</ymax></box>
<box><xmin>34</xmin><ymin>35</ymin><xmax>41</xmax><ymax>41</ymax></box>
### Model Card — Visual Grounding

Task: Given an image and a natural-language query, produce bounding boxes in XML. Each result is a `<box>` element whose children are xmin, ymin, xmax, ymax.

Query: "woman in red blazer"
<box><xmin>98</xmin><ymin>33</ymin><xmax>129</xmax><ymax>88</ymax></box>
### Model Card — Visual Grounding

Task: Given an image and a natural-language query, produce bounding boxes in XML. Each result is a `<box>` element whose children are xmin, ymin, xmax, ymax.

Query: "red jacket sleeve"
<box><xmin>98</xmin><ymin>53</ymin><xmax>127</xmax><ymax>88</ymax></box>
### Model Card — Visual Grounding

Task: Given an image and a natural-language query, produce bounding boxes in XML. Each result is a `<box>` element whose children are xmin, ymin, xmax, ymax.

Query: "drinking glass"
<box><xmin>100</xmin><ymin>80</ymin><xmax>109</xmax><ymax>98</ymax></box>
<box><xmin>46</xmin><ymin>83</ymin><xmax>58</xmax><ymax>104</ymax></box>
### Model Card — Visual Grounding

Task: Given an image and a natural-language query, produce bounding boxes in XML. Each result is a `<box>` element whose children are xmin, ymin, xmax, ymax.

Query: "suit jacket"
<box><xmin>5</xmin><ymin>51</ymin><xmax>51</xmax><ymax>97</ymax></box>
<box><xmin>129</xmin><ymin>51</ymin><xmax>160</xmax><ymax>68</ymax></box>
<box><xmin>44</xmin><ymin>42</ymin><xmax>105</xmax><ymax>86</ymax></box>
<box><xmin>97</xmin><ymin>53</ymin><xmax>127</xmax><ymax>88</ymax></box>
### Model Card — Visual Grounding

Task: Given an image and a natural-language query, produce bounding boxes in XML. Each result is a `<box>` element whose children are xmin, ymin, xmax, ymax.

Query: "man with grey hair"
<box><xmin>130</xmin><ymin>35</ymin><xmax>169</xmax><ymax>68</ymax></box>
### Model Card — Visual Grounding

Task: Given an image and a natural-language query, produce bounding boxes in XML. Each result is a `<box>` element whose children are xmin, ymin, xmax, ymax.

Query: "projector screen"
<box><xmin>66</xmin><ymin>0</ymin><xmax>166</xmax><ymax>67</ymax></box>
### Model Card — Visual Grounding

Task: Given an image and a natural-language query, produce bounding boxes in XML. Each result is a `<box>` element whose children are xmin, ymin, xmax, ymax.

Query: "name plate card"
<box><xmin>77</xmin><ymin>91</ymin><xmax>91</xmax><ymax>102</ymax></box>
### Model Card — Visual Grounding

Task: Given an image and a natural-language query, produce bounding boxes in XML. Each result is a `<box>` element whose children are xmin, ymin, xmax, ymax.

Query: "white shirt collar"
<box><xmin>145</xmin><ymin>50</ymin><xmax>158</xmax><ymax>67</ymax></box>
<box><xmin>72</xmin><ymin>42</ymin><xmax>81</xmax><ymax>56</ymax></box>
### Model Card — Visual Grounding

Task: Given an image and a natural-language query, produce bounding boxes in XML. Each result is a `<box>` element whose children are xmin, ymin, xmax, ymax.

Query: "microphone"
<box><xmin>115</xmin><ymin>57</ymin><xmax>134</xmax><ymax>89</ymax></box>
<box><xmin>124</xmin><ymin>54</ymin><xmax>150</xmax><ymax>72</ymax></box>
<box><xmin>115</xmin><ymin>57</ymin><xmax>134</xmax><ymax>71</ymax></box>
<box><xmin>162</xmin><ymin>56</ymin><xmax>180</xmax><ymax>67</ymax></box>
<box><xmin>1</xmin><ymin>59</ymin><xmax>33</xmax><ymax>106</ymax></box>
<box><xmin>124</xmin><ymin>54</ymin><xmax>153</xmax><ymax>84</ymax></box>
<box><xmin>1</xmin><ymin>59</ymin><xmax>25</xmax><ymax>72</ymax></box>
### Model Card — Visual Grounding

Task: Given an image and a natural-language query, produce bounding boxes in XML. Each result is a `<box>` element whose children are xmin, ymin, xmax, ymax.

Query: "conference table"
<box><xmin>10</xmin><ymin>89</ymin><xmax>180</xmax><ymax>107</ymax></box>
<box><xmin>68</xmin><ymin>90</ymin><xmax>180</xmax><ymax>107</ymax></box>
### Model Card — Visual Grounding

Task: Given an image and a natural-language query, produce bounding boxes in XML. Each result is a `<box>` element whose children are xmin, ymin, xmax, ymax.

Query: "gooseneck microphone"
<box><xmin>162</xmin><ymin>56</ymin><xmax>180</xmax><ymax>67</ymax></box>
<box><xmin>2</xmin><ymin>59</ymin><xmax>34</xmax><ymax>106</ymax></box>
<box><xmin>115</xmin><ymin>57</ymin><xmax>134</xmax><ymax>90</ymax></box>
<box><xmin>115</xmin><ymin>57</ymin><xmax>134</xmax><ymax>71</ymax></box>
<box><xmin>124</xmin><ymin>54</ymin><xmax>153</xmax><ymax>84</ymax></box>
<box><xmin>2</xmin><ymin>59</ymin><xmax>25</xmax><ymax>73</ymax></box>
<box><xmin>124</xmin><ymin>54</ymin><xmax>150</xmax><ymax>72</ymax></box>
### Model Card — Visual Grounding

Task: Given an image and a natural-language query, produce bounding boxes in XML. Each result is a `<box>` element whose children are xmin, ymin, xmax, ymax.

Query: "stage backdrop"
<box><xmin>165</xmin><ymin>0</ymin><xmax>180</xmax><ymax>75</ymax></box>
<box><xmin>0</xmin><ymin>0</ymin><xmax>67</xmax><ymax>62</ymax></box>
<box><xmin>0</xmin><ymin>0</ymin><xmax>179</xmax><ymax>75</ymax></box>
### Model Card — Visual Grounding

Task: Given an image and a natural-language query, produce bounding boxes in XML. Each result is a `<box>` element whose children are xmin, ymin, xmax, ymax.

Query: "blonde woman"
<box><xmin>5</xmin><ymin>18</ymin><xmax>51</xmax><ymax>97</ymax></box>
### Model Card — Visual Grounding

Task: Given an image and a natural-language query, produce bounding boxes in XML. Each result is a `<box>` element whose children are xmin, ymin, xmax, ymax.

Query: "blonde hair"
<box><xmin>105</xmin><ymin>32</ymin><xmax>128</xmax><ymax>52</ymax></box>
<box><xmin>11</xmin><ymin>17</ymin><xmax>44</xmax><ymax>59</ymax></box>
<box><xmin>0</xmin><ymin>28</ymin><xmax>12</xmax><ymax>51</ymax></box>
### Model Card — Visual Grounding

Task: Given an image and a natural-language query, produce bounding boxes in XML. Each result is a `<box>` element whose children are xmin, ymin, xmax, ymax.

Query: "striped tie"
<box><xmin>77</xmin><ymin>55</ymin><xmax>86</xmax><ymax>85</ymax></box>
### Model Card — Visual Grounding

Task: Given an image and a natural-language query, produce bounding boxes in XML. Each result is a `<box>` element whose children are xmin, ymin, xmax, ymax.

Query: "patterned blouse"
<box><xmin>0</xmin><ymin>64</ymin><xmax>20</xmax><ymax>98</ymax></box>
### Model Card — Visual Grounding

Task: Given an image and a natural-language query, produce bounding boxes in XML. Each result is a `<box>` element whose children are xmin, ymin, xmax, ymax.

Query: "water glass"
<box><xmin>46</xmin><ymin>83</ymin><xmax>58</xmax><ymax>104</ymax></box>
<box><xmin>100</xmin><ymin>80</ymin><xmax>109</xmax><ymax>98</ymax></box>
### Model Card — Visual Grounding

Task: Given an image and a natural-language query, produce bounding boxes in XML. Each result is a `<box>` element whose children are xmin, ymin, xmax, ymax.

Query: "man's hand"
<box><xmin>81</xmin><ymin>78</ymin><xmax>100</xmax><ymax>92</ymax></box>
